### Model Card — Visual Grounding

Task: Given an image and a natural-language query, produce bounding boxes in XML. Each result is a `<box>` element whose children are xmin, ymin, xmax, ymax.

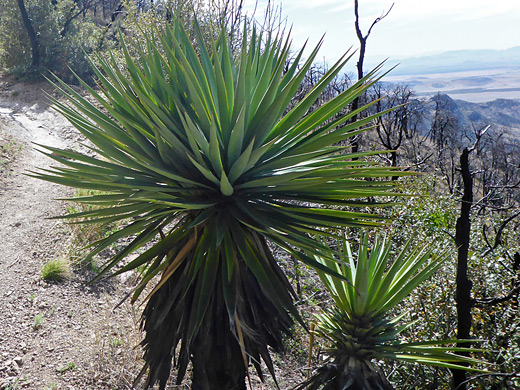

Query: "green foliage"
<box><xmin>32</xmin><ymin>15</ymin><xmax>410</xmax><ymax>389</ymax></box>
<box><xmin>110</xmin><ymin>338</ymin><xmax>123</xmax><ymax>348</ymax></box>
<box><xmin>44</xmin><ymin>383</ymin><xmax>57</xmax><ymax>390</ymax></box>
<box><xmin>56</xmin><ymin>362</ymin><xmax>77</xmax><ymax>373</ymax></box>
<box><xmin>301</xmin><ymin>234</ymin><xmax>488</xmax><ymax>390</ymax></box>
<box><xmin>41</xmin><ymin>258</ymin><xmax>70</xmax><ymax>282</ymax></box>
<box><xmin>0</xmin><ymin>135</ymin><xmax>21</xmax><ymax>174</ymax></box>
<box><xmin>33</xmin><ymin>313</ymin><xmax>44</xmax><ymax>330</ymax></box>
<box><xmin>0</xmin><ymin>0</ymin><xmax>27</xmax><ymax>70</ymax></box>
<box><xmin>392</xmin><ymin>175</ymin><xmax>458</xmax><ymax>240</ymax></box>
<box><xmin>0</xmin><ymin>0</ymin><xmax>105</xmax><ymax>81</ymax></box>
<box><xmin>64</xmin><ymin>189</ymin><xmax>120</xmax><ymax>271</ymax></box>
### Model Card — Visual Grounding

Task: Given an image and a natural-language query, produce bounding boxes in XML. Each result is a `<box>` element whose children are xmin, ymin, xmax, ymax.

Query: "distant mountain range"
<box><xmin>379</xmin><ymin>47</ymin><xmax>520</xmax><ymax>103</ymax></box>
<box><xmin>419</xmin><ymin>94</ymin><xmax>520</xmax><ymax>139</ymax></box>
<box><xmin>381</xmin><ymin>47</ymin><xmax>520</xmax><ymax>76</ymax></box>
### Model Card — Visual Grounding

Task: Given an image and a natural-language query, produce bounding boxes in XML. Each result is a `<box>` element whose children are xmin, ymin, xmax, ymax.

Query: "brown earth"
<box><xmin>0</xmin><ymin>76</ymin><xmax>148</xmax><ymax>390</ymax></box>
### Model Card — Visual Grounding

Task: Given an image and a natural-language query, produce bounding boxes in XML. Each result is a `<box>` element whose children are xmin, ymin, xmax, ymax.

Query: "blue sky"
<box><xmin>243</xmin><ymin>0</ymin><xmax>520</xmax><ymax>63</ymax></box>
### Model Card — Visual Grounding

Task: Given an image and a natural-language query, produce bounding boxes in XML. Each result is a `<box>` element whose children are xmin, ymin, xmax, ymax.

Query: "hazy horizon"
<box><xmin>243</xmin><ymin>0</ymin><xmax>520</xmax><ymax>64</ymax></box>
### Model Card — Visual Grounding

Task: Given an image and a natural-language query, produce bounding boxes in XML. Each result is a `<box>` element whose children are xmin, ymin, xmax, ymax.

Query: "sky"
<box><xmin>242</xmin><ymin>0</ymin><xmax>520</xmax><ymax>64</ymax></box>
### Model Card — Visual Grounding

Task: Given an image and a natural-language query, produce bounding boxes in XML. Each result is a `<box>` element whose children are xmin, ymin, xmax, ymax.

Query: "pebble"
<box><xmin>14</xmin><ymin>356</ymin><xmax>23</xmax><ymax>367</ymax></box>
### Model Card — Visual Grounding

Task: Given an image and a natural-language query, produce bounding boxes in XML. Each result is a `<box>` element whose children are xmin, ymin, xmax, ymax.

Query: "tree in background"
<box><xmin>370</xmin><ymin>83</ymin><xmax>415</xmax><ymax>172</ymax></box>
<box><xmin>350</xmin><ymin>0</ymin><xmax>393</xmax><ymax>154</ymax></box>
<box><xmin>16</xmin><ymin>0</ymin><xmax>40</xmax><ymax>68</ymax></box>
<box><xmin>429</xmin><ymin>93</ymin><xmax>463</xmax><ymax>193</ymax></box>
<box><xmin>0</xmin><ymin>0</ymin><xmax>106</xmax><ymax>81</ymax></box>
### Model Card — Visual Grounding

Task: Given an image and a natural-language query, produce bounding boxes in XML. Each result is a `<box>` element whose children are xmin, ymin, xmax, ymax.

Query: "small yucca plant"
<box><xmin>301</xmin><ymin>234</ymin><xmax>487</xmax><ymax>389</ymax></box>
<box><xmin>32</xmin><ymin>18</ymin><xmax>410</xmax><ymax>389</ymax></box>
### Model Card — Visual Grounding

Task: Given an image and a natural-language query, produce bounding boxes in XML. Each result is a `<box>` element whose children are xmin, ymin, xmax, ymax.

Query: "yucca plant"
<box><xmin>32</xmin><ymin>18</ymin><xmax>410</xmax><ymax>389</ymax></box>
<box><xmin>301</xmin><ymin>234</ymin><xmax>487</xmax><ymax>390</ymax></box>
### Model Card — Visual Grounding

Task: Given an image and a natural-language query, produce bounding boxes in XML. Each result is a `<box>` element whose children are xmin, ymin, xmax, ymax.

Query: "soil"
<box><xmin>0</xmin><ymin>76</ymin><xmax>147</xmax><ymax>390</ymax></box>
<box><xmin>0</xmin><ymin>77</ymin><xmax>308</xmax><ymax>390</ymax></box>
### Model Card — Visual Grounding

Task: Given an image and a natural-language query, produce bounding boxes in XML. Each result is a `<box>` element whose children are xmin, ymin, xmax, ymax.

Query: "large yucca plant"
<box><xmin>32</xmin><ymin>18</ymin><xmax>409</xmax><ymax>389</ymax></box>
<box><xmin>300</xmin><ymin>234</ymin><xmax>487</xmax><ymax>390</ymax></box>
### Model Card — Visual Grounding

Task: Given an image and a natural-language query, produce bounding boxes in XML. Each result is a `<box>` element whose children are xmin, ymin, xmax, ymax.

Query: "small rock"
<box><xmin>7</xmin><ymin>364</ymin><xmax>20</xmax><ymax>375</ymax></box>
<box><xmin>14</xmin><ymin>356</ymin><xmax>23</xmax><ymax>367</ymax></box>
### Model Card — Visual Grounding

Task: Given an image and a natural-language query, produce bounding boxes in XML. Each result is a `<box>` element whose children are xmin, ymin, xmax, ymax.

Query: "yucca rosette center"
<box><xmin>320</xmin><ymin>310</ymin><xmax>400</xmax><ymax>363</ymax></box>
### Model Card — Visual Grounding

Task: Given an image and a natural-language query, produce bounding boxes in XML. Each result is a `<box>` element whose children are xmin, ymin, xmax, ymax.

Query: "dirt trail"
<box><xmin>0</xmin><ymin>78</ymin><xmax>142</xmax><ymax>390</ymax></box>
<box><xmin>0</xmin><ymin>78</ymin><xmax>303</xmax><ymax>390</ymax></box>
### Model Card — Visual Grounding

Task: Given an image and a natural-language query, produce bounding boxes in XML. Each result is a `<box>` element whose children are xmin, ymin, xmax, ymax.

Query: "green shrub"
<box><xmin>41</xmin><ymin>258</ymin><xmax>70</xmax><ymax>282</ymax></box>
<box><xmin>33</xmin><ymin>313</ymin><xmax>44</xmax><ymax>330</ymax></box>
<box><xmin>0</xmin><ymin>0</ymin><xmax>106</xmax><ymax>81</ymax></box>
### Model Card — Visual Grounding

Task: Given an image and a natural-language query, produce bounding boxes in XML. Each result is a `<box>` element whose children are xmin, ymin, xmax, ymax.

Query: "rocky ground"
<box><xmin>0</xmin><ymin>77</ymin><xmax>308</xmax><ymax>390</ymax></box>
<box><xmin>0</xmin><ymin>76</ymin><xmax>148</xmax><ymax>390</ymax></box>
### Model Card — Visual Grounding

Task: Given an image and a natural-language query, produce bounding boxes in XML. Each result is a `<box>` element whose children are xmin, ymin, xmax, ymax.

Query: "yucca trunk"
<box><xmin>302</xmin><ymin>358</ymin><xmax>394</xmax><ymax>390</ymax></box>
<box><xmin>337</xmin><ymin>358</ymin><xmax>394</xmax><ymax>390</ymax></box>
<box><xmin>141</xmin><ymin>266</ymin><xmax>247</xmax><ymax>389</ymax></box>
<box><xmin>190</xmin><ymin>307</ymin><xmax>247</xmax><ymax>390</ymax></box>
<box><xmin>140</xmin><ymin>227</ymin><xmax>293</xmax><ymax>389</ymax></box>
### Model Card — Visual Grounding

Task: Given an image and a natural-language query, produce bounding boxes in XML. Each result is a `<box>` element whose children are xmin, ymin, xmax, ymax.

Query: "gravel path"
<box><xmin>0</xmin><ymin>78</ymin><xmax>308</xmax><ymax>390</ymax></box>
<box><xmin>0</xmin><ymin>78</ymin><xmax>143</xmax><ymax>390</ymax></box>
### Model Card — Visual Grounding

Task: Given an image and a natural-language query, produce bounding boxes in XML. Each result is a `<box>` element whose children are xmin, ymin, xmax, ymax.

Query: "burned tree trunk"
<box><xmin>451</xmin><ymin>147</ymin><xmax>474</xmax><ymax>390</ymax></box>
<box><xmin>351</xmin><ymin>0</ymin><xmax>393</xmax><ymax>154</ymax></box>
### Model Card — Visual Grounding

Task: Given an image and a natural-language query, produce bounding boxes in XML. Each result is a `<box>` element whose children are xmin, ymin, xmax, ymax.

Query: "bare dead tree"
<box><xmin>371</xmin><ymin>83</ymin><xmax>413</xmax><ymax>174</ymax></box>
<box><xmin>429</xmin><ymin>94</ymin><xmax>463</xmax><ymax>193</ymax></box>
<box><xmin>350</xmin><ymin>0</ymin><xmax>393</xmax><ymax>153</ymax></box>
<box><xmin>451</xmin><ymin>126</ymin><xmax>491</xmax><ymax>390</ymax></box>
<box><xmin>353</xmin><ymin>1</ymin><xmax>393</xmax><ymax>82</ymax></box>
<box><xmin>451</xmin><ymin>151</ymin><xmax>473</xmax><ymax>390</ymax></box>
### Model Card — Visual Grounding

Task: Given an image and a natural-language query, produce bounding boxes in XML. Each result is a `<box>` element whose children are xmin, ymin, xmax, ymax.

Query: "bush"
<box><xmin>41</xmin><ymin>258</ymin><xmax>70</xmax><ymax>282</ymax></box>
<box><xmin>0</xmin><ymin>0</ymin><xmax>106</xmax><ymax>82</ymax></box>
